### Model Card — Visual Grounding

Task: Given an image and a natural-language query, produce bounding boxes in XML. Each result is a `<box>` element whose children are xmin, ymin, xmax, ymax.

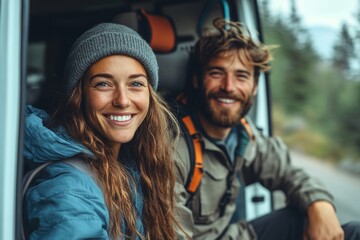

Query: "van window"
<box><xmin>259</xmin><ymin>0</ymin><xmax>360</xmax><ymax>222</ymax></box>
<box><xmin>27</xmin><ymin>42</ymin><xmax>46</xmax><ymax>105</ymax></box>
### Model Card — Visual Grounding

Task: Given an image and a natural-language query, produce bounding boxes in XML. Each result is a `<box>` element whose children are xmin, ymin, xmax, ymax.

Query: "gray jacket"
<box><xmin>174</xmin><ymin>117</ymin><xmax>333</xmax><ymax>240</ymax></box>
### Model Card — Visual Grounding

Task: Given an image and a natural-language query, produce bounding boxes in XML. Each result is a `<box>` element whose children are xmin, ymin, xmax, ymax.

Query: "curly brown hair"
<box><xmin>48</xmin><ymin>79</ymin><xmax>180</xmax><ymax>239</ymax></box>
<box><xmin>189</xmin><ymin>17</ymin><xmax>275</xmax><ymax>86</ymax></box>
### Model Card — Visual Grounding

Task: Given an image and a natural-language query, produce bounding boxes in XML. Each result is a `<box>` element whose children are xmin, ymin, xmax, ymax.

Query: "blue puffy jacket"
<box><xmin>24</xmin><ymin>105</ymin><xmax>144</xmax><ymax>239</ymax></box>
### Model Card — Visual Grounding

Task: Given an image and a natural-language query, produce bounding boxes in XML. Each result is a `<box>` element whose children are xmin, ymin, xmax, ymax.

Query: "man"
<box><xmin>173</xmin><ymin>18</ymin><xmax>360</xmax><ymax>240</ymax></box>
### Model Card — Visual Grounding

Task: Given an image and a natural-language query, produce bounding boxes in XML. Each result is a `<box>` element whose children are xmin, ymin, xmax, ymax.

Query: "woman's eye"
<box><xmin>131</xmin><ymin>81</ymin><xmax>145</xmax><ymax>87</ymax></box>
<box><xmin>94</xmin><ymin>81</ymin><xmax>111</xmax><ymax>88</ymax></box>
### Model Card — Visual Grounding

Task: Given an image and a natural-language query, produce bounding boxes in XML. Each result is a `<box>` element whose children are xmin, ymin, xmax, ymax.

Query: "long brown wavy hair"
<box><xmin>48</xmin><ymin>76</ymin><xmax>180</xmax><ymax>239</ymax></box>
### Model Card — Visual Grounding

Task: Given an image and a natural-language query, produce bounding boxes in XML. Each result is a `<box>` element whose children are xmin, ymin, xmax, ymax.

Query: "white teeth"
<box><xmin>109</xmin><ymin>115</ymin><xmax>131</xmax><ymax>122</ymax></box>
<box><xmin>217</xmin><ymin>98</ymin><xmax>235</xmax><ymax>103</ymax></box>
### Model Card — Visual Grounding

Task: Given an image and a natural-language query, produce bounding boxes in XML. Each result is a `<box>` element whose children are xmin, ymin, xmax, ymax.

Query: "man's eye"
<box><xmin>236</xmin><ymin>74</ymin><xmax>246</xmax><ymax>78</ymax></box>
<box><xmin>209</xmin><ymin>71</ymin><xmax>223</xmax><ymax>77</ymax></box>
<box><xmin>236</xmin><ymin>75</ymin><xmax>249</xmax><ymax>80</ymax></box>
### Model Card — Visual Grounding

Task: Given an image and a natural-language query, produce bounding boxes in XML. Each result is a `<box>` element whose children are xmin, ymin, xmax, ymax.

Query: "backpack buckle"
<box><xmin>219</xmin><ymin>189</ymin><xmax>232</xmax><ymax>217</ymax></box>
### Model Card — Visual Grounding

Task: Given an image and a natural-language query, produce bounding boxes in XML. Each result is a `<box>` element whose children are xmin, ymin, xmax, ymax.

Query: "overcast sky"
<box><xmin>268</xmin><ymin>0</ymin><xmax>359</xmax><ymax>29</ymax></box>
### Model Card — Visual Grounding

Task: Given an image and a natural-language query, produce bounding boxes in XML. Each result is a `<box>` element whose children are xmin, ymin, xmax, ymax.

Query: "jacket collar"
<box><xmin>24</xmin><ymin>105</ymin><xmax>93</xmax><ymax>164</ymax></box>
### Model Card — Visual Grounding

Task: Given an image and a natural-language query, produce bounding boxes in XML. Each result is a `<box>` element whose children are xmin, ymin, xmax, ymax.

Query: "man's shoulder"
<box><xmin>239</xmin><ymin>117</ymin><xmax>268</xmax><ymax>141</ymax></box>
<box><xmin>173</xmin><ymin>135</ymin><xmax>193</xmax><ymax>184</ymax></box>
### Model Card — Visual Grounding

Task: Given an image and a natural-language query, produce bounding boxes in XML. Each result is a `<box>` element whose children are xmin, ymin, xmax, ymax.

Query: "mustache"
<box><xmin>208</xmin><ymin>91</ymin><xmax>246</xmax><ymax>103</ymax></box>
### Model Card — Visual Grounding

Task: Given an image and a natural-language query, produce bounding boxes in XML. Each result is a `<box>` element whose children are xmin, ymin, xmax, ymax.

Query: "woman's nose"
<box><xmin>112</xmin><ymin>87</ymin><xmax>130</xmax><ymax>108</ymax></box>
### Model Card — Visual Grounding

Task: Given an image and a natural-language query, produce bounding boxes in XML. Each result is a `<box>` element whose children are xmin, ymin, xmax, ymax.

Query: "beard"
<box><xmin>196</xmin><ymin>87</ymin><xmax>254</xmax><ymax>128</ymax></box>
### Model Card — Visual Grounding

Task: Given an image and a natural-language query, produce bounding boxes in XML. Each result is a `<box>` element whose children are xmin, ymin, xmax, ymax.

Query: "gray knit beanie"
<box><xmin>63</xmin><ymin>22</ymin><xmax>158</xmax><ymax>94</ymax></box>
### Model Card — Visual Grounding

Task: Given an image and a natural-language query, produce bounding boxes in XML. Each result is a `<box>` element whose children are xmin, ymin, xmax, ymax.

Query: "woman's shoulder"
<box><xmin>25</xmin><ymin>161</ymin><xmax>109</xmax><ymax>238</ymax></box>
<box><xmin>27</xmin><ymin>161</ymin><xmax>103</xmax><ymax>202</ymax></box>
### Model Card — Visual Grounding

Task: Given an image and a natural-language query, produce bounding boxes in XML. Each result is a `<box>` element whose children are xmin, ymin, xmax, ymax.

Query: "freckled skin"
<box><xmin>83</xmin><ymin>55</ymin><xmax>150</xmax><ymax>152</ymax></box>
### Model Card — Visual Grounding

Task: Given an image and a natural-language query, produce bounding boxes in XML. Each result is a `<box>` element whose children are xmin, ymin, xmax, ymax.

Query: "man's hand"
<box><xmin>304</xmin><ymin>201</ymin><xmax>344</xmax><ymax>240</ymax></box>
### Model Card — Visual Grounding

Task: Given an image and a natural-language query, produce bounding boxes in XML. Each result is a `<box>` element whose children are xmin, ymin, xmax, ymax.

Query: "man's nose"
<box><xmin>221</xmin><ymin>74</ymin><xmax>235</xmax><ymax>92</ymax></box>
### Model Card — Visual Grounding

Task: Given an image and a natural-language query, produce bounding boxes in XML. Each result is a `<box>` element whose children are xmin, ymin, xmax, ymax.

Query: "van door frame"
<box><xmin>234</xmin><ymin>0</ymin><xmax>274</xmax><ymax>220</ymax></box>
<box><xmin>0</xmin><ymin>0</ymin><xmax>28</xmax><ymax>239</ymax></box>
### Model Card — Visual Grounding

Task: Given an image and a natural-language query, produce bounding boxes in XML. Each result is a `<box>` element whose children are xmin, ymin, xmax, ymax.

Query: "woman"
<box><xmin>24</xmin><ymin>23</ymin><xmax>180</xmax><ymax>239</ymax></box>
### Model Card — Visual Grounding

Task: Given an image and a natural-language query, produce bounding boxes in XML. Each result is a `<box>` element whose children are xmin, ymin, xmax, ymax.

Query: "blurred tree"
<box><xmin>354</xmin><ymin>1</ymin><xmax>360</xmax><ymax>73</ymax></box>
<box><xmin>259</xmin><ymin>0</ymin><xmax>360</xmax><ymax>161</ymax></box>
<box><xmin>336</xmin><ymin>81</ymin><xmax>360</xmax><ymax>157</ymax></box>
<box><xmin>260</xmin><ymin>0</ymin><xmax>271</xmax><ymax>23</ymax></box>
<box><xmin>289</xmin><ymin>0</ymin><xmax>304</xmax><ymax>36</ymax></box>
<box><xmin>332</xmin><ymin>23</ymin><xmax>355</xmax><ymax>74</ymax></box>
<box><xmin>261</xmin><ymin>0</ymin><xmax>319</xmax><ymax>114</ymax></box>
<box><xmin>329</xmin><ymin>21</ymin><xmax>360</xmax><ymax>158</ymax></box>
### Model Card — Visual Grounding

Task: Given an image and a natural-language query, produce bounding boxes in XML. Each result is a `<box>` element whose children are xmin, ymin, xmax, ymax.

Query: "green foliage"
<box><xmin>260</xmin><ymin>0</ymin><xmax>360</xmax><ymax>162</ymax></box>
<box><xmin>262</xmin><ymin>12</ymin><xmax>319</xmax><ymax>115</ymax></box>
<box><xmin>335</xmin><ymin>81</ymin><xmax>360</xmax><ymax>153</ymax></box>
<box><xmin>332</xmin><ymin>23</ymin><xmax>355</xmax><ymax>73</ymax></box>
<box><xmin>353</xmin><ymin>4</ymin><xmax>360</xmax><ymax>71</ymax></box>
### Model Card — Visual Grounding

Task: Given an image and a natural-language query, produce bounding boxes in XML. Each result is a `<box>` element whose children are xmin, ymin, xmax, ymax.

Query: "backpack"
<box><xmin>180</xmin><ymin>114</ymin><xmax>253</xmax><ymax>191</ymax></box>
<box><xmin>178</xmin><ymin>113</ymin><xmax>204</xmax><ymax>194</ymax></box>
<box><xmin>173</xmin><ymin>93</ymin><xmax>254</xmax><ymax>217</ymax></box>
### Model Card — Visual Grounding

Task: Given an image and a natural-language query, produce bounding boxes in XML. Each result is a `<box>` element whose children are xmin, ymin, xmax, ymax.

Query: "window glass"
<box><xmin>27</xmin><ymin>42</ymin><xmax>46</xmax><ymax>105</ymax></box>
<box><xmin>260</xmin><ymin>0</ymin><xmax>360</xmax><ymax>223</ymax></box>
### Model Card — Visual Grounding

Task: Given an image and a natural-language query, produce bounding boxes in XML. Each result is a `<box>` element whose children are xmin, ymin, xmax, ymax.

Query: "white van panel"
<box><xmin>0</xmin><ymin>0</ymin><xmax>22</xmax><ymax>239</ymax></box>
<box><xmin>237</xmin><ymin>0</ymin><xmax>273</xmax><ymax>220</ymax></box>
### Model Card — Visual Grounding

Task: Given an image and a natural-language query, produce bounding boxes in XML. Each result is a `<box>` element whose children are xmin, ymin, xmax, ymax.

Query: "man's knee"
<box><xmin>343</xmin><ymin>221</ymin><xmax>360</xmax><ymax>240</ymax></box>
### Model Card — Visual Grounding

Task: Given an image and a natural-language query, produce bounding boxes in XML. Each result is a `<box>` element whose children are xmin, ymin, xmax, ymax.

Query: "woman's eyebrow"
<box><xmin>129</xmin><ymin>73</ymin><xmax>148</xmax><ymax>80</ymax></box>
<box><xmin>89</xmin><ymin>73</ymin><xmax>113</xmax><ymax>82</ymax></box>
<box><xmin>88</xmin><ymin>73</ymin><xmax>148</xmax><ymax>82</ymax></box>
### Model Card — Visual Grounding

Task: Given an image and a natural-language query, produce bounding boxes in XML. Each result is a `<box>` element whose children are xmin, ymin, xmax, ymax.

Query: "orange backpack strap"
<box><xmin>240</xmin><ymin>118</ymin><xmax>255</xmax><ymax>141</ymax></box>
<box><xmin>181</xmin><ymin>115</ymin><xmax>204</xmax><ymax>194</ymax></box>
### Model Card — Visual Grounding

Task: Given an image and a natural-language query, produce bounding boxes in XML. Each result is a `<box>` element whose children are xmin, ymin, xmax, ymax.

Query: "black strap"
<box><xmin>22</xmin><ymin>161</ymin><xmax>54</xmax><ymax>240</ymax></box>
<box><xmin>219</xmin><ymin>169</ymin><xmax>236</xmax><ymax>217</ymax></box>
<box><xmin>22</xmin><ymin>161</ymin><xmax>53</xmax><ymax>200</ymax></box>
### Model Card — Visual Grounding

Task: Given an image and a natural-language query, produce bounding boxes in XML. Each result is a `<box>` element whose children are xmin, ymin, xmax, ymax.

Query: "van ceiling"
<box><xmin>30</xmin><ymin>0</ymin><xmax>196</xmax><ymax>15</ymax></box>
<box><xmin>29</xmin><ymin>0</ymin><xmax>204</xmax><ymax>41</ymax></box>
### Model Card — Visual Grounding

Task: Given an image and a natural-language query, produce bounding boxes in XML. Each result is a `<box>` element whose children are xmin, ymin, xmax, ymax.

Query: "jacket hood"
<box><xmin>24</xmin><ymin>105</ymin><xmax>93</xmax><ymax>164</ymax></box>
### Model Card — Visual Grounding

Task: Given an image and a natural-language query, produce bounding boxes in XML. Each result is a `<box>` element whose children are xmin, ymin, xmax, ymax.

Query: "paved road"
<box><xmin>289</xmin><ymin>150</ymin><xmax>360</xmax><ymax>224</ymax></box>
